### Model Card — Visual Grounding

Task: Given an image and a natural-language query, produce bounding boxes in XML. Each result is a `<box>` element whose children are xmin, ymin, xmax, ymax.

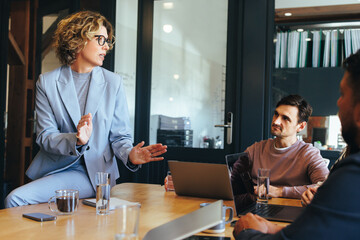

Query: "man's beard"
<box><xmin>342</xmin><ymin>121</ymin><xmax>360</xmax><ymax>155</ymax></box>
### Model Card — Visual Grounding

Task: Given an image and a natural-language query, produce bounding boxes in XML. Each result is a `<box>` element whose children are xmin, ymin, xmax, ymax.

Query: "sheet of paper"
<box><xmin>82</xmin><ymin>197</ymin><xmax>140</xmax><ymax>210</ymax></box>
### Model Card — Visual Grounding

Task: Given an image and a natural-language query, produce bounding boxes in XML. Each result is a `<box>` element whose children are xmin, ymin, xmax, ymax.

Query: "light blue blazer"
<box><xmin>26</xmin><ymin>65</ymin><xmax>138</xmax><ymax>189</ymax></box>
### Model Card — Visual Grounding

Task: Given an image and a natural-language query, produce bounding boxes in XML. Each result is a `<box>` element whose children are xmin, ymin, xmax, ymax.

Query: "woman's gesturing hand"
<box><xmin>129</xmin><ymin>141</ymin><xmax>167</xmax><ymax>165</ymax></box>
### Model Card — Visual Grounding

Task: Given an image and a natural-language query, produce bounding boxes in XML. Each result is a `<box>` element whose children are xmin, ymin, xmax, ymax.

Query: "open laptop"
<box><xmin>143</xmin><ymin>200</ymin><xmax>224</xmax><ymax>240</ymax></box>
<box><xmin>168</xmin><ymin>160</ymin><xmax>233</xmax><ymax>200</ymax></box>
<box><xmin>225</xmin><ymin>152</ymin><xmax>304</xmax><ymax>222</ymax></box>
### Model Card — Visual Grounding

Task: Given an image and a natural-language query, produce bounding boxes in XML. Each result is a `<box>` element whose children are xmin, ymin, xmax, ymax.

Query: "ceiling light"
<box><xmin>173</xmin><ymin>74</ymin><xmax>180</xmax><ymax>80</ymax></box>
<box><xmin>297</xmin><ymin>28</ymin><xmax>304</xmax><ymax>32</ymax></box>
<box><xmin>305</xmin><ymin>38</ymin><xmax>311</xmax><ymax>41</ymax></box>
<box><xmin>163</xmin><ymin>2</ymin><xmax>174</xmax><ymax>9</ymax></box>
<box><xmin>169</xmin><ymin>97</ymin><xmax>174</xmax><ymax>102</ymax></box>
<box><xmin>284</xmin><ymin>12</ymin><xmax>292</xmax><ymax>17</ymax></box>
<box><xmin>163</xmin><ymin>24</ymin><xmax>173</xmax><ymax>33</ymax></box>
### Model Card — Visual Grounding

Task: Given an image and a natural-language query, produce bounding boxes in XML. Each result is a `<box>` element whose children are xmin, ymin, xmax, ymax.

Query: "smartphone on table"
<box><xmin>22</xmin><ymin>213</ymin><xmax>57</xmax><ymax>222</ymax></box>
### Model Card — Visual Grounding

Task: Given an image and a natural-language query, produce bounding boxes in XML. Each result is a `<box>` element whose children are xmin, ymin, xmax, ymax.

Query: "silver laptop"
<box><xmin>168</xmin><ymin>161</ymin><xmax>233</xmax><ymax>200</ymax></box>
<box><xmin>226</xmin><ymin>152</ymin><xmax>304</xmax><ymax>222</ymax></box>
<box><xmin>143</xmin><ymin>200</ymin><xmax>223</xmax><ymax>240</ymax></box>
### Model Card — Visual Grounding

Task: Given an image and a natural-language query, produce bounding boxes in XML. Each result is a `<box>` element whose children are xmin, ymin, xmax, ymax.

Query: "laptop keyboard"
<box><xmin>251</xmin><ymin>204</ymin><xmax>284</xmax><ymax>217</ymax></box>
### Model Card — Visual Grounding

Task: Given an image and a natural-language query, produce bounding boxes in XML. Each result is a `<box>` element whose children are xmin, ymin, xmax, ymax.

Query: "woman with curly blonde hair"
<box><xmin>5</xmin><ymin>10</ymin><xmax>167</xmax><ymax>208</ymax></box>
<box><xmin>53</xmin><ymin>10</ymin><xmax>114</xmax><ymax>66</ymax></box>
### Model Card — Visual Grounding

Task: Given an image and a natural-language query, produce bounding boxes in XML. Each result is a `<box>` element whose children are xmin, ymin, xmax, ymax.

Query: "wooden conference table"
<box><xmin>0</xmin><ymin>183</ymin><xmax>301</xmax><ymax>239</ymax></box>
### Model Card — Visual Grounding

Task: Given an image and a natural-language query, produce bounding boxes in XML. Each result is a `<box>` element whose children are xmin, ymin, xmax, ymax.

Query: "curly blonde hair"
<box><xmin>53</xmin><ymin>10</ymin><xmax>114</xmax><ymax>65</ymax></box>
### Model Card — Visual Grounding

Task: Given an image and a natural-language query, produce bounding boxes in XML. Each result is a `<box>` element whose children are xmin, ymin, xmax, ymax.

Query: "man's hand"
<box><xmin>233</xmin><ymin>213</ymin><xmax>284</xmax><ymax>237</ymax></box>
<box><xmin>76</xmin><ymin>113</ymin><xmax>93</xmax><ymax>145</ymax></box>
<box><xmin>254</xmin><ymin>185</ymin><xmax>283</xmax><ymax>198</ymax></box>
<box><xmin>301</xmin><ymin>186</ymin><xmax>318</xmax><ymax>206</ymax></box>
<box><xmin>129</xmin><ymin>141</ymin><xmax>167</xmax><ymax>165</ymax></box>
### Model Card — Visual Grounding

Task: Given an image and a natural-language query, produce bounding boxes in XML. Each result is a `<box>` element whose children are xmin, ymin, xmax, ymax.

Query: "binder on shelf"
<box><xmin>338</xmin><ymin>29</ymin><xmax>345</xmax><ymax>65</ymax></box>
<box><xmin>275</xmin><ymin>32</ymin><xmax>281</xmax><ymax>69</ymax></box>
<box><xmin>299</xmin><ymin>31</ymin><xmax>308</xmax><ymax>68</ymax></box>
<box><xmin>287</xmin><ymin>30</ymin><xmax>300</xmax><ymax>68</ymax></box>
<box><xmin>351</xmin><ymin>29</ymin><xmax>360</xmax><ymax>54</ymax></box>
<box><xmin>330</xmin><ymin>29</ymin><xmax>338</xmax><ymax>67</ymax></box>
<box><xmin>312</xmin><ymin>30</ymin><xmax>322</xmax><ymax>67</ymax></box>
<box><xmin>322</xmin><ymin>30</ymin><xmax>331</xmax><ymax>67</ymax></box>
<box><xmin>344</xmin><ymin>29</ymin><xmax>352</xmax><ymax>58</ymax></box>
<box><xmin>280</xmin><ymin>31</ymin><xmax>288</xmax><ymax>68</ymax></box>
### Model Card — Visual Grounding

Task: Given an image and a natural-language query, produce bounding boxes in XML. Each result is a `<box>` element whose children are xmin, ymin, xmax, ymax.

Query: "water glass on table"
<box><xmin>95</xmin><ymin>172</ymin><xmax>110</xmax><ymax>215</ymax></box>
<box><xmin>257</xmin><ymin>168</ymin><xmax>270</xmax><ymax>203</ymax></box>
<box><xmin>164</xmin><ymin>171</ymin><xmax>175</xmax><ymax>192</ymax></box>
<box><xmin>114</xmin><ymin>204</ymin><xmax>141</xmax><ymax>240</ymax></box>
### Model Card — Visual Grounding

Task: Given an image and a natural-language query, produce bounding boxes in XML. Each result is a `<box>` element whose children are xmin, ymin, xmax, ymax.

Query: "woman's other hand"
<box><xmin>76</xmin><ymin>113</ymin><xmax>93</xmax><ymax>145</ymax></box>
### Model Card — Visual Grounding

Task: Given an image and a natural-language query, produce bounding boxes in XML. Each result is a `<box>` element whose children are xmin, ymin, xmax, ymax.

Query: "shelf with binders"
<box><xmin>274</xmin><ymin>21</ymin><xmax>360</xmax><ymax>69</ymax></box>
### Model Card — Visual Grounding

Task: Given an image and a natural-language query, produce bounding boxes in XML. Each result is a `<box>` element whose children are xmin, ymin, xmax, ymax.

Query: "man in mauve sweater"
<box><xmin>246</xmin><ymin>95</ymin><xmax>329</xmax><ymax>199</ymax></box>
<box><xmin>233</xmin><ymin>48</ymin><xmax>360</xmax><ymax>240</ymax></box>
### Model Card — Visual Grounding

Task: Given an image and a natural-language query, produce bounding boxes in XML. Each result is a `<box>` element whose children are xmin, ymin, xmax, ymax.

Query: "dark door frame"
<box><xmin>0</xmin><ymin>0</ymin><xmax>10</xmax><ymax>209</ymax></box>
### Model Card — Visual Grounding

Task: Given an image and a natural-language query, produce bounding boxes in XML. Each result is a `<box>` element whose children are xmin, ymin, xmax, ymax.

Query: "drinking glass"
<box><xmin>95</xmin><ymin>172</ymin><xmax>111</xmax><ymax>215</ymax></box>
<box><xmin>165</xmin><ymin>171</ymin><xmax>175</xmax><ymax>192</ymax></box>
<box><xmin>114</xmin><ymin>204</ymin><xmax>141</xmax><ymax>240</ymax></box>
<box><xmin>48</xmin><ymin>189</ymin><xmax>79</xmax><ymax>214</ymax></box>
<box><xmin>257</xmin><ymin>168</ymin><xmax>270</xmax><ymax>203</ymax></box>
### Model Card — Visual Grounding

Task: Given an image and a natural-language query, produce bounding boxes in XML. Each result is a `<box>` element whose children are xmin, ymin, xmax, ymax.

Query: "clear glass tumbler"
<box><xmin>95</xmin><ymin>172</ymin><xmax>111</xmax><ymax>215</ymax></box>
<box><xmin>257</xmin><ymin>168</ymin><xmax>270</xmax><ymax>203</ymax></box>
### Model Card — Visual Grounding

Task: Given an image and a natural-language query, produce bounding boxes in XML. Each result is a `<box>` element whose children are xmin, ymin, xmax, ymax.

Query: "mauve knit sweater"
<box><xmin>245</xmin><ymin>138</ymin><xmax>329</xmax><ymax>199</ymax></box>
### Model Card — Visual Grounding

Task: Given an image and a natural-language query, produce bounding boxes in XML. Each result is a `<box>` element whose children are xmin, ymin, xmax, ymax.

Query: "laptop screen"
<box><xmin>225</xmin><ymin>152</ymin><xmax>257</xmax><ymax>215</ymax></box>
<box><xmin>168</xmin><ymin>161</ymin><xmax>234</xmax><ymax>200</ymax></box>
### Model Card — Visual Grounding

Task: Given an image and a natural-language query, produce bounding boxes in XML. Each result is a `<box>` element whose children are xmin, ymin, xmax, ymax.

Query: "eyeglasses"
<box><xmin>94</xmin><ymin>35</ymin><xmax>114</xmax><ymax>47</ymax></box>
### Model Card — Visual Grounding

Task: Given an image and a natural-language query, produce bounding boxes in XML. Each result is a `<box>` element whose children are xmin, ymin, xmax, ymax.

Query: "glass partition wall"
<box><xmin>149</xmin><ymin>0</ymin><xmax>228</xmax><ymax>149</ymax></box>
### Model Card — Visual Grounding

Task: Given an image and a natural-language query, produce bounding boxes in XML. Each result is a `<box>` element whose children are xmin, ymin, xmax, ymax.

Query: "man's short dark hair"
<box><xmin>343</xmin><ymin>49</ymin><xmax>360</xmax><ymax>104</ymax></box>
<box><xmin>276</xmin><ymin>94</ymin><xmax>313</xmax><ymax>123</ymax></box>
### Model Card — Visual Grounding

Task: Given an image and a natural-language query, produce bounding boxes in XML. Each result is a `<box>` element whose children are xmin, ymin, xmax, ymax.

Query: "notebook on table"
<box><xmin>168</xmin><ymin>160</ymin><xmax>233</xmax><ymax>200</ymax></box>
<box><xmin>225</xmin><ymin>152</ymin><xmax>304</xmax><ymax>222</ymax></box>
<box><xmin>82</xmin><ymin>197</ymin><xmax>139</xmax><ymax>211</ymax></box>
<box><xmin>142</xmin><ymin>200</ymin><xmax>224</xmax><ymax>240</ymax></box>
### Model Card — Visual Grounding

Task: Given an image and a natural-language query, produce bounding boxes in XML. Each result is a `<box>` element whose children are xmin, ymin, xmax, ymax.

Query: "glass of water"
<box><xmin>95</xmin><ymin>172</ymin><xmax>110</xmax><ymax>215</ymax></box>
<box><xmin>114</xmin><ymin>204</ymin><xmax>141</xmax><ymax>240</ymax></box>
<box><xmin>257</xmin><ymin>168</ymin><xmax>270</xmax><ymax>203</ymax></box>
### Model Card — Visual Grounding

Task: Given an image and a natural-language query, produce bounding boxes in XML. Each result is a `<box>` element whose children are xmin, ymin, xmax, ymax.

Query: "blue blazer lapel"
<box><xmin>84</xmin><ymin>67</ymin><xmax>107</xmax><ymax>117</ymax></box>
<box><xmin>57</xmin><ymin>66</ymin><xmax>81</xmax><ymax>127</ymax></box>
